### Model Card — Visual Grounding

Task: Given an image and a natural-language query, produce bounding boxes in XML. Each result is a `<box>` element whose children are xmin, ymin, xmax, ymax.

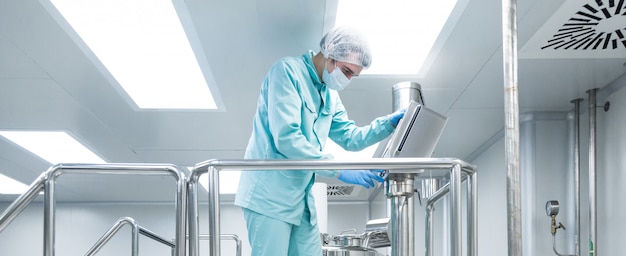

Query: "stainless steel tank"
<box><xmin>322</xmin><ymin>233</ymin><xmax>382</xmax><ymax>256</ymax></box>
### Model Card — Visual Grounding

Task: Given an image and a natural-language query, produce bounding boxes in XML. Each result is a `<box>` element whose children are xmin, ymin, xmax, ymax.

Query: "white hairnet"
<box><xmin>319</xmin><ymin>26</ymin><xmax>372</xmax><ymax>69</ymax></box>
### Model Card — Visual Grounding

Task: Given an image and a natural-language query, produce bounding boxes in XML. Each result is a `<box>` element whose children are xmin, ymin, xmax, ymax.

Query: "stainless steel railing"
<box><xmin>198</xmin><ymin>234</ymin><xmax>242</xmax><ymax>256</ymax></box>
<box><xmin>0</xmin><ymin>163</ymin><xmax>187</xmax><ymax>256</ymax></box>
<box><xmin>187</xmin><ymin>158</ymin><xmax>476</xmax><ymax>256</ymax></box>
<box><xmin>85</xmin><ymin>217</ymin><xmax>175</xmax><ymax>256</ymax></box>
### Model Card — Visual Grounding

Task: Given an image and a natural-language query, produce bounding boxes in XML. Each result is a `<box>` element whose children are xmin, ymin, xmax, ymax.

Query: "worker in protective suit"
<box><xmin>234</xmin><ymin>26</ymin><xmax>406</xmax><ymax>256</ymax></box>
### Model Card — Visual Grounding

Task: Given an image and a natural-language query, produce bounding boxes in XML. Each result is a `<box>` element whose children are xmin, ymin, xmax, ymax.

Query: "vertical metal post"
<box><xmin>468</xmin><ymin>172</ymin><xmax>478</xmax><ymax>256</ymax></box>
<box><xmin>425</xmin><ymin>204</ymin><xmax>434</xmax><ymax>256</ymax></box>
<box><xmin>587</xmin><ymin>89</ymin><xmax>598</xmax><ymax>256</ymax></box>
<box><xmin>502</xmin><ymin>0</ymin><xmax>522</xmax><ymax>254</ymax></box>
<box><xmin>571</xmin><ymin>98</ymin><xmax>583</xmax><ymax>256</ymax></box>
<box><xmin>43</xmin><ymin>177</ymin><xmax>56</xmax><ymax>256</ymax></box>
<box><xmin>450</xmin><ymin>164</ymin><xmax>462</xmax><ymax>256</ymax></box>
<box><xmin>131</xmin><ymin>221</ymin><xmax>139</xmax><ymax>256</ymax></box>
<box><xmin>188</xmin><ymin>174</ymin><xmax>199</xmax><ymax>256</ymax></box>
<box><xmin>387</xmin><ymin>175</ymin><xmax>415</xmax><ymax>256</ymax></box>
<box><xmin>174</xmin><ymin>168</ymin><xmax>187</xmax><ymax>256</ymax></box>
<box><xmin>208</xmin><ymin>166</ymin><xmax>221</xmax><ymax>256</ymax></box>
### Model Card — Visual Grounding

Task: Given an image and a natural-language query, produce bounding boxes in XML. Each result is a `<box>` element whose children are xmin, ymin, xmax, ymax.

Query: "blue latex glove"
<box><xmin>338</xmin><ymin>170</ymin><xmax>385</xmax><ymax>188</ymax></box>
<box><xmin>389</xmin><ymin>108</ymin><xmax>407</xmax><ymax>127</ymax></box>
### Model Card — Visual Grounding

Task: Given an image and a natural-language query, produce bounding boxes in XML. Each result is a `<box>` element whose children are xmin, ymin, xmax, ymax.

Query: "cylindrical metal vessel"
<box><xmin>323</xmin><ymin>234</ymin><xmax>380</xmax><ymax>256</ymax></box>
<box><xmin>392</xmin><ymin>81</ymin><xmax>424</xmax><ymax>109</ymax></box>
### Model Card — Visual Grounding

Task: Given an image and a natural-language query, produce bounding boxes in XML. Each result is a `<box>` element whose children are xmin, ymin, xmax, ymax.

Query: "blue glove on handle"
<box><xmin>338</xmin><ymin>170</ymin><xmax>385</xmax><ymax>188</ymax></box>
<box><xmin>389</xmin><ymin>108</ymin><xmax>407</xmax><ymax>127</ymax></box>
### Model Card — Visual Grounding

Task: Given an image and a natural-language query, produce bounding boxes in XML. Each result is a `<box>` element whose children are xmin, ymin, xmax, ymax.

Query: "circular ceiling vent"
<box><xmin>542</xmin><ymin>0</ymin><xmax>626</xmax><ymax>50</ymax></box>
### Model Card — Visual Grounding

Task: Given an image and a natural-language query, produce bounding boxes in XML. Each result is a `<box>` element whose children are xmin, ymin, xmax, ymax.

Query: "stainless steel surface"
<box><xmin>332</xmin><ymin>234</ymin><xmax>363</xmax><ymax>247</ymax></box>
<box><xmin>392</xmin><ymin>82</ymin><xmax>424</xmax><ymax>109</ymax></box>
<box><xmin>468</xmin><ymin>168</ymin><xmax>478</xmax><ymax>256</ymax></box>
<box><xmin>198</xmin><ymin>234</ymin><xmax>242</xmax><ymax>256</ymax></box>
<box><xmin>571</xmin><ymin>98</ymin><xmax>583</xmax><ymax>256</ymax></box>
<box><xmin>386</xmin><ymin>175</ymin><xmax>414</xmax><ymax>256</ymax></box>
<box><xmin>323</xmin><ymin>246</ymin><xmax>379</xmax><ymax>256</ymax></box>
<box><xmin>450</xmin><ymin>164</ymin><xmax>462</xmax><ymax>256</ymax></box>
<box><xmin>188</xmin><ymin>158</ymin><xmax>476</xmax><ymax>256</ymax></box>
<box><xmin>587</xmin><ymin>88</ymin><xmax>598</xmax><ymax>256</ymax></box>
<box><xmin>363</xmin><ymin>218</ymin><xmax>391</xmax><ymax>248</ymax></box>
<box><xmin>502</xmin><ymin>0</ymin><xmax>522</xmax><ymax>255</ymax></box>
<box><xmin>85</xmin><ymin>217</ymin><xmax>176</xmax><ymax>256</ymax></box>
<box><xmin>424</xmin><ymin>170</ymin><xmax>477</xmax><ymax>256</ymax></box>
<box><xmin>0</xmin><ymin>163</ymin><xmax>187</xmax><ymax>256</ymax></box>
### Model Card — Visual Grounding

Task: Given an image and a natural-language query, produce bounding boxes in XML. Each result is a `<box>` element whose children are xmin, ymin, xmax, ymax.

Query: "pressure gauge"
<box><xmin>545</xmin><ymin>200</ymin><xmax>559</xmax><ymax>216</ymax></box>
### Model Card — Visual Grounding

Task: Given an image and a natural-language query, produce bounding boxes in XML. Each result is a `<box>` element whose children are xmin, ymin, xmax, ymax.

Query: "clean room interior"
<box><xmin>1</xmin><ymin>0</ymin><xmax>626</xmax><ymax>255</ymax></box>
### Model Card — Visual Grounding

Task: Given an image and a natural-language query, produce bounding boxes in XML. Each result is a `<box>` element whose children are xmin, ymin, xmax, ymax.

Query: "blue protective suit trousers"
<box><xmin>242</xmin><ymin>207</ymin><xmax>322</xmax><ymax>256</ymax></box>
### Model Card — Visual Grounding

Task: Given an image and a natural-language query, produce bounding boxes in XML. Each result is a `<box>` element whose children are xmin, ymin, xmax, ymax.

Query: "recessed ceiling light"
<box><xmin>0</xmin><ymin>131</ymin><xmax>106</xmax><ymax>164</ymax></box>
<box><xmin>0</xmin><ymin>173</ymin><xmax>29</xmax><ymax>195</ymax></box>
<box><xmin>46</xmin><ymin>0</ymin><xmax>219</xmax><ymax>109</ymax></box>
<box><xmin>189</xmin><ymin>167</ymin><xmax>241</xmax><ymax>195</ymax></box>
<box><xmin>335</xmin><ymin>0</ymin><xmax>457</xmax><ymax>75</ymax></box>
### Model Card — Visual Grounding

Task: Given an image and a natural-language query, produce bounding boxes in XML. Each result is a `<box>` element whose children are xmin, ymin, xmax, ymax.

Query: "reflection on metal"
<box><xmin>571</xmin><ymin>98</ymin><xmax>583</xmax><ymax>256</ymax></box>
<box><xmin>392</xmin><ymin>82</ymin><xmax>424</xmax><ymax>109</ymax></box>
<box><xmin>85</xmin><ymin>217</ymin><xmax>175</xmax><ymax>256</ymax></box>
<box><xmin>362</xmin><ymin>218</ymin><xmax>391</xmax><ymax>248</ymax></box>
<box><xmin>0</xmin><ymin>163</ymin><xmax>188</xmax><ymax>256</ymax></box>
<box><xmin>188</xmin><ymin>158</ymin><xmax>477</xmax><ymax>256</ymax></box>
<box><xmin>587</xmin><ymin>88</ymin><xmax>598</xmax><ymax>256</ymax></box>
<box><xmin>386</xmin><ymin>175</ymin><xmax>415</xmax><ymax>256</ymax></box>
<box><xmin>198</xmin><ymin>234</ymin><xmax>242</xmax><ymax>256</ymax></box>
<box><xmin>502</xmin><ymin>0</ymin><xmax>522</xmax><ymax>254</ymax></box>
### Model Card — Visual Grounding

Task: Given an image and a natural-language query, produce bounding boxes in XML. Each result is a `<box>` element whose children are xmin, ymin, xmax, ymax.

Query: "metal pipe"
<box><xmin>188</xmin><ymin>158</ymin><xmax>476</xmax><ymax>256</ymax></box>
<box><xmin>387</xmin><ymin>176</ymin><xmax>414</xmax><ymax>256</ymax></box>
<box><xmin>84</xmin><ymin>217</ymin><xmax>141</xmax><ymax>256</ymax></box>
<box><xmin>424</xmin><ymin>170</ymin><xmax>475</xmax><ymax>256</ymax></box>
<box><xmin>193</xmin><ymin>158</ymin><xmax>475</xmax><ymax>172</ymax></box>
<box><xmin>450</xmin><ymin>163</ymin><xmax>462</xmax><ymax>256</ymax></box>
<box><xmin>188</xmin><ymin>174</ymin><xmax>200</xmax><ymax>256</ymax></box>
<box><xmin>587</xmin><ymin>89</ymin><xmax>598</xmax><ymax>256</ymax></box>
<box><xmin>468</xmin><ymin>172</ymin><xmax>478</xmax><ymax>256</ymax></box>
<box><xmin>425</xmin><ymin>182</ymin><xmax>450</xmax><ymax>256</ymax></box>
<box><xmin>502</xmin><ymin>0</ymin><xmax>522</xmax><ymax>254</ymax></box>
<box><xmin>571</xmin><ymin>98</ymin><xmax>583</xmax><ymax>256</ymax></box>
<box><xmin>198</xmin><ymin>234</ymin><xmax>243</xmax><ymax>256</ymax></box>
<box><xmin>0</xmin><ymin>173</ymin><xmax>46</xmax><ymax>232</ymax></box>
<box><xmin>207</xmin><ymin>165</ymin><xmax>221</xmax><ymax>256</ymax></box>
<box><xmin>425</xmin><ymin>203</ymin><xmax>435</xmax><ymax>256</ymax></box>
<box><xmin>44</xmin><ymin>176</ymin><xmax>56</xmax><ymax>256</ymax></box>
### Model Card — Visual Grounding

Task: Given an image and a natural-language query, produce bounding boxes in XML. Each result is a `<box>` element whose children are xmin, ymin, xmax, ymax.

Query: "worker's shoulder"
<box><xmin>273</xmin><ymin>55</ymin><xmax>305</xmax><ymax>68</ymax></box>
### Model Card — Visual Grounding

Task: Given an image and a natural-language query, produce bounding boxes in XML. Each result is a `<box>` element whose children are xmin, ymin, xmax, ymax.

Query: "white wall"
<box><xmin>597</xmin><ymin>85</ymin><xmax>626</xmax><ymax>256</ymax></box>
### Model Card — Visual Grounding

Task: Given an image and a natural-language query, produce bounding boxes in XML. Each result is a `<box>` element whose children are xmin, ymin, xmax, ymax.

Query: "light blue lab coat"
<box><xmin>234</xmin><ymin>51</ymin><xmax>395</xmax><ymax>226</ymax></box>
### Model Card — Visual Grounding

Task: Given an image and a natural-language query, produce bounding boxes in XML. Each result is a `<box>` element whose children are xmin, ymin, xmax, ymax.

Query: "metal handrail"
<box><xmin>186</xmin><ymin>158</ymin><xmax>476</xmax><ymax>256</ymax></box>
<box><xmin>0</xmin><ymin>163</ymin><xmax>187</xmax><ymax>256</ymax></box>
<box><xmin>198</xmin><ymin>234</ymin><xmax>242</xmax><ymax>256</ymax></box>
<box><xmin>85</xmin><ymin>217</ymin><xmax>175</xmax><ymax>256</ymax></box>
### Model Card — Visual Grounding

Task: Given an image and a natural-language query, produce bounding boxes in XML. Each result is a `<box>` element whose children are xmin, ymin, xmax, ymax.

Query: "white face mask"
<box><xmin>322</xmin><ymin>61</ymin><xmax>351</xmax><ymax>91</ymax></box>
